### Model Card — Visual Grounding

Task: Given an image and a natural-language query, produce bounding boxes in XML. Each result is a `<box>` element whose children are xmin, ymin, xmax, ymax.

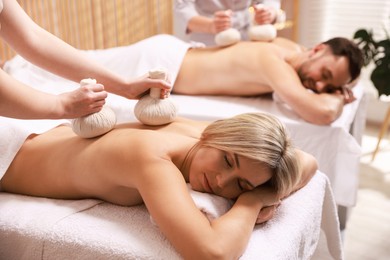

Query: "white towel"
<box><xmin>150</xmin><ymin>185</ymin><xmax>233</xmax><ymax>225</ymax></box>
<box><xmin>0</xmin><ymin>171</ymin><xmax>342</xmax><ymax>260</ymax></box>
<box><xmin>0</xmin><ymin>193</ymin><xmax>102</xmax><ymax>260</ymax></box>
<box><xmin>0</xmin><ymin>118</ymin><xmax>69</xmax><ymax>180</ymax></box>
<box><xmin>188</xmin><ymin>184</ymin><xmax>233</xmax><ymax>220</ymax></box>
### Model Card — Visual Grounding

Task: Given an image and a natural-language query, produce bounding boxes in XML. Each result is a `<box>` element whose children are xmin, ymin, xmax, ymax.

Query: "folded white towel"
<box><xmin>187</xmin><ymin>184</ymin><xmax>233</xmax><ymax>220</ymax></box>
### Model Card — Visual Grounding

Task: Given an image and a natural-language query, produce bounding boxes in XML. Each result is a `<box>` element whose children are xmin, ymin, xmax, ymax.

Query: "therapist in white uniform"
<box><xmin>174</xmin><ymin>0</ymin><xmax>284</xmax><ymax>46</ymax></box>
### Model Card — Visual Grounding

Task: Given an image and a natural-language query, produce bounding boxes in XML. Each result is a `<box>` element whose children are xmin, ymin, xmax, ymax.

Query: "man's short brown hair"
<box><xmin>323</xmin><ymin>37</ymin><xmax>364</xmax><ymax>83</ymax></box>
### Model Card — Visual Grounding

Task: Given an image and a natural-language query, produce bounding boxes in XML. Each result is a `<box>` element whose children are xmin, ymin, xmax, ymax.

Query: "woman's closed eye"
<box><xmin>224</xmin><ymin>154</ymin><xmax>233</xmax><ymax>168</ymax></box>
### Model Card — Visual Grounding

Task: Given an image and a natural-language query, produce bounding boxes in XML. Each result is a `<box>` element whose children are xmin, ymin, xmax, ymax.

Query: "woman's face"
<box><xmin>188</xmin><ymin>147</ymin><xmax>272</xmax><ymax>199</ymax></box>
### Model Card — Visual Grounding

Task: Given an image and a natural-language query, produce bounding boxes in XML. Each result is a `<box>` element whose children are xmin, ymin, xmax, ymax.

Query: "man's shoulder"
<box><xmin>271</xmin><ymin>37</ymin><xmax>305</xmax><ymax>52</ymax></box>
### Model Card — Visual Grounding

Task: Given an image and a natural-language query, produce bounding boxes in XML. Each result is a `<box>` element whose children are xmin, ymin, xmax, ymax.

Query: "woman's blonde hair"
<box><xmin>199</xmin><ymin>113</ymin><xmax>301</xmax><ymax>195</ymax></box>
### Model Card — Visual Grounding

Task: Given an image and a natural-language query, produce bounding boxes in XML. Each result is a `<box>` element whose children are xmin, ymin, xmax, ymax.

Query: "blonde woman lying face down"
<box><xmin>0</xmin><ymin>112</ymin><xmax>317</xmax><ymax>259</ymax></box>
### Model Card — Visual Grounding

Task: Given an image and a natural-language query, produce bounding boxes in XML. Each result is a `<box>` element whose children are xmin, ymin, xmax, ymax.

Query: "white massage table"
<box><xmin>0</xmin><ymin>34</ymin><xmax>361</xmax><ymax>259</ymax></box>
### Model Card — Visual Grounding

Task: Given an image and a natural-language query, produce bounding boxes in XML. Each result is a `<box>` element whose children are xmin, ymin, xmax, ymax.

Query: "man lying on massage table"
<box><xmin>173</xmin><ymin>36</ymin><xmax>364</xmax><ymax>125</ymax></box>
<box><xmin>0</xmin><ymin>112</ymin><xmax>317</xmax><ymax>260</ymax></box>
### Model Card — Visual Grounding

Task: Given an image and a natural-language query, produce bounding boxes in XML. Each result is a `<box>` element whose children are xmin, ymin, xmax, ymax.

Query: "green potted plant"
<box><xmin>353</xmin><ymin>25</ymin><xmax>390</xmax><ymax>97</ymax></box>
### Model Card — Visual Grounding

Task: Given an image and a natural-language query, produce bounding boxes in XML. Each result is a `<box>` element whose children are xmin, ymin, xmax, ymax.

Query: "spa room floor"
<box><xmin>343</xmin><ymin>121</ymin><xmax>390</xmax><ymax>260</ymax></box>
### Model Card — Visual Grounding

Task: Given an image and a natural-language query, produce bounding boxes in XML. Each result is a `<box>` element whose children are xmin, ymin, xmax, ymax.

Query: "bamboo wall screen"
<box><xmin>0</xmin><ymin>0</ymin><xmax>173</xmax><ymax>61</ymax></box>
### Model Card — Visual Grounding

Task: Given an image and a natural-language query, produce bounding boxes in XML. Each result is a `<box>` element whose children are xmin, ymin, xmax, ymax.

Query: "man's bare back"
<box><xmin>173</xmin><ymin>38</ymin><xmax>303</xmax><ymax>96</ymax></box>
<box><xmin>172</xmin><ymin>36</ymin><xmax>361</xmax><ymax>125</ymax></box>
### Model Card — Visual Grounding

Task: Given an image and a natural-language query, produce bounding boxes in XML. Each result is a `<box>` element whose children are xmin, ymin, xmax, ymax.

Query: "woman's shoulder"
<box><xmin>109</xmin><ymin>118</ymin><xmax>203</xmax><ymax>149</ymax></box>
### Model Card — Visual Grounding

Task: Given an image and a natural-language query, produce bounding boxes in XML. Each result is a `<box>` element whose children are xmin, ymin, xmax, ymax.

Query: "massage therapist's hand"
<box><xmin>253</xmin><ymin>4</ymin><xmax>277</xmax><ymax>25</ymax></box>
<box><xmin>211</xmin><ymin>10</ymin><xmax>232</xmax><ymax>34</ymax></box>
<box><xmin>58</xmin><ymin>82</ymin><xmax>107</xmax><ymax>118</ymax></box>
<box><xmin>125</xmin><ymin>72</ymin><xmax>173</xmax><ymax>99</ymax></box>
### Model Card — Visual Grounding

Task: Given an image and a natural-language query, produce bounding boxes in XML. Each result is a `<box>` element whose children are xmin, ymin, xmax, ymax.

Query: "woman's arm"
<box><xmin>285</xmin><ymin>149</ymin><xmax>318</xmax><ymax>197</ymax></box>
<box><xmin>0</xmin><ymin>0</ymin><xmax>171</xmax><ymax>100</ymax></box>
<box><xmin>137</xmin><ymin>160</ymin><xmax>279</xmax><ymax>259</ymax></box>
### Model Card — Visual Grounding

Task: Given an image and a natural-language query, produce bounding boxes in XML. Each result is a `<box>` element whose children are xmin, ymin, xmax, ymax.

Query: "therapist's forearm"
<box><xmin>187</xmin><ymin>16</ymin><xmax>215</xmax><ymax>34</ymax></box>
<box><xmin>17</xmin><ymin>26</ymin><xmax>127</xmax><ymax>96</ymax></box>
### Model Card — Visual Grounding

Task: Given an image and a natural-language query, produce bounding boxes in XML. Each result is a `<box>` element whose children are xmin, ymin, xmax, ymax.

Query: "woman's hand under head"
<box><xmin>250</xmin><ymin>186</ymin><xmax>281</xmax><ymax>224</ymax></box>
<box><xmin>256</xmin><ymin>205</ymin><xmax>278</xmax><ymax>224</ymax></box>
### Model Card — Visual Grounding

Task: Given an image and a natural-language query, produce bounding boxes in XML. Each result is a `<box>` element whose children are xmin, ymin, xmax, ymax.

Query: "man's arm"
<box><xmin>280</xmin><ymin>87</ymin><xmax>345</xmax><ymax>125</ymax></box>
<box><xmin>264</xmin><ymin>56</ymin><xmax>345</xmax><ymax>125</ymax></box>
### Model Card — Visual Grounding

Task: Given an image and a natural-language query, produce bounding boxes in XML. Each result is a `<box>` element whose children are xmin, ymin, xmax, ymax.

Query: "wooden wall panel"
<box><xmin>0</xmin><ymin>0</ymin><xmax>173</xmax><ymax>61</ymax></box>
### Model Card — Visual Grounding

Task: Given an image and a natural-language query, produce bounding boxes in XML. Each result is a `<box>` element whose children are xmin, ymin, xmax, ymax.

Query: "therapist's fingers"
<box><xmin>213</xmin><ymin>10</ymin><xmax>232</xmax><ymax>32</ymax></box>
<box><xmin>161</xmin><ymin>73</ymin><xmax>173</xmax><ymax>99</ymax></box>
<box><xmin>81</xmin><ymin>83</ymin><xmax>108</xmax><ymax>104</ymax></box>
<box><xmin>254</xmin><ymin>5</ymin><xmax>276</xmax><ymax>25</ymax></box>
<box><xmin>255</xmin><ymin>10</ymin><xmax>271</xmax><ymax>24</ymax></box>
<box><xmin>129</xmin><ymin>73</ymin><xmax>173</xmax><ymax>99</ymax></box>
<box><xmin>60</xmin><ymin>83</ymin><xmax>108</xmax><ymax>118</ymax></box>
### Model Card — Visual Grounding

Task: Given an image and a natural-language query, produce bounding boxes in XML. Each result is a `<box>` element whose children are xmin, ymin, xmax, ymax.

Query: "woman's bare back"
<box><xmin>1</xmin><ymin>118</ymin><xmax>205</xmax><ymax>205</ymax></box>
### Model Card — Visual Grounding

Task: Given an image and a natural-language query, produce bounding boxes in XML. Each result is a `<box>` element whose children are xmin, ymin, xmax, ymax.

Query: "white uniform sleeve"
<box><xmin>173</xmin><ymin>0</ymin><xmax>200</xmax><ymax>41</ymax></box>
